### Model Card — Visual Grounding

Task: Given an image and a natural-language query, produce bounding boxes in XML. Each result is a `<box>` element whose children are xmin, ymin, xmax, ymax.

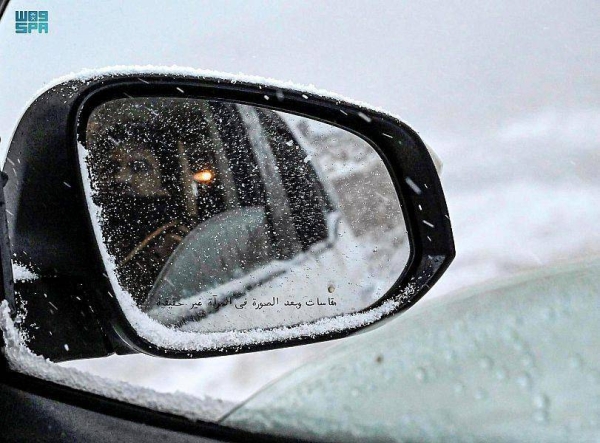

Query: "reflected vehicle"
<box><xmin>84</xmin><ymin>98</ymin><xmax>408</xmax><ymax>332</ymax></box>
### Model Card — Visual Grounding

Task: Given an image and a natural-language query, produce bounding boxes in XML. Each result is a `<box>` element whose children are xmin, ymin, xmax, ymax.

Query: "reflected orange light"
<box><xmin>193</xmin><ymin>169</ymin><xmax>215</xmax><ymax>184</ymax></box>
<box><xmin>194</xmin><ymin>169</ymin><xmax>215</xmax><ymax>185</ymax></box>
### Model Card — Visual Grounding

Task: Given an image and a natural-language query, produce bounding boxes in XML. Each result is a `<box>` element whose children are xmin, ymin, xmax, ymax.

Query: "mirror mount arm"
<box><xmin>0</xmin><ymin>172</ymin><xmax>15</xmax><ymax>314</ymax></box>
<box><xmin>0</xmin><ymin>177</ymin><xmax>115</xmax><ymax>363</ymax></box>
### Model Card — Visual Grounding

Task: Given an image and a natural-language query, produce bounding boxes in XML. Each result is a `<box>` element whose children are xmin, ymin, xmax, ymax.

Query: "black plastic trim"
<box><xmin>0</xmin><ymin>369</ymin><xmax>309</xmax><ymax>443</ymax></box>
<box><xmin>0</xmin><ymin>0</ymin><xmax>9</xmax><ymax>22</ymax></box>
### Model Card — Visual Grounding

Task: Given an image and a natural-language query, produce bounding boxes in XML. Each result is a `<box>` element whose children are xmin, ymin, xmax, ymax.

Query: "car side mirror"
<box><xmin>2</xmin><ymin>69</ymin><xmax>454</xmax><ymax>360</ymax></box>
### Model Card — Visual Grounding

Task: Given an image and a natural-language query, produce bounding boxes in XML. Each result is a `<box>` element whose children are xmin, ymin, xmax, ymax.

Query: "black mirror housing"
<box><xmin>2</xmin><ymin>69</ymin><xmax>454</xmax><ymax>361</ymax></box>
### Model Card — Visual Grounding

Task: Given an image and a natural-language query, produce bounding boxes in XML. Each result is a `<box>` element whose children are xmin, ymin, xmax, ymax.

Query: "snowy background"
<box><xmin>1</xmin><ymin>0</ymin><xmax>599</xmax><ymax>404</ymax></box>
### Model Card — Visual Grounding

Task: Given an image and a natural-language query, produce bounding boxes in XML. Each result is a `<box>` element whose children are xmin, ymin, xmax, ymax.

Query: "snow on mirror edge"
<box><xmin>0</xmin><ymin>300</ymin><xmax>233</xmax><ymax>422</ymax></box>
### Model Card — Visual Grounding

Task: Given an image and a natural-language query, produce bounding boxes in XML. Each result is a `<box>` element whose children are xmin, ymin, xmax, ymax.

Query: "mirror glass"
<box><xmin>82</xmin><ymin>97</ymin><xmax>409</xmax><ymax>334</ymax></box>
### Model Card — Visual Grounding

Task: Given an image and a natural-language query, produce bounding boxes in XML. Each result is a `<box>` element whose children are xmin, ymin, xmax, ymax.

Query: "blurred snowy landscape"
<box><xmin>60</xmin><ymin>104</ymin><xmax>599</xmax><ymax>404</ymax></box>
<box><xmin>1</xmin><ymin>0</ymin><xmax>599</xmax><ymax>405</ymax></box>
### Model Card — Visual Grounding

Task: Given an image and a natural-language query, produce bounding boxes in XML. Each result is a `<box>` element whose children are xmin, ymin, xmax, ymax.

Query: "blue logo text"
<box><xmin>15</xmin><ymin>11</ymin><xmax>48</xmax><ymax>34</ymax></box>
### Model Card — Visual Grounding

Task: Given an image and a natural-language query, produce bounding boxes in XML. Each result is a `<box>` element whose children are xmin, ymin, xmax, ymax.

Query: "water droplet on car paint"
<box><xmin>453</xmin><ymin>382</ymin><xmax>465</xmax><ymax>394</ymax></box>
<box><xmin>568</xmin><ymin>354</ymin><xmax>584</xmax><ymax>369</ymax></box>
<box><xmin>533</xmin><ymin>393</ymin><xmax>550</xmax><ymax>410</ymax></box>
<box><xmin>521</xmin><ymin>353</ymin><xmax>535</xmax><ymax>368</ymax></box>
<box><xmin>479</xmin><ymin>356</ymin><xmax>494</xmax><ymax>370</ymax></box>
<box><xmin>587</xmin><ymin>370</ymin><xmax>600</xmax><ymax>384</ymax></box>
<box><xmin>444</xmin><ymin>350</ymin><xmax>456</xmax><ymax>362</ymax></box>
<box><xmin>542</xmin><ymin>306</ymin><xmax>557</xmax><ymax>321</ymax></box>
<box><xmin>495</xmin><ymin>367</ymin><xmax>508</xmax><ymax>381</ymax></box>
<box><xmin>517</xmin><ymin>372</ymin><xmax>533</xmax><ymax>390</ymax></box>
<box><xmin>474</xmin><ymin>388</ymin><xmax>487</xmax><ymax>400</ymax></box>
<box><xmin>533</xmin><ymin>409</ymin><xmax>549</xmax><ymax>423</ymax></box>
<box><xmin>415</xmin><ymin>367</ymin><xmax>428</xmax><ymax>383</ymax></box>
<box><xmin>512</xmin><ymin>340</ymin><xmax>526</xmax><ymax>352</ymax></box>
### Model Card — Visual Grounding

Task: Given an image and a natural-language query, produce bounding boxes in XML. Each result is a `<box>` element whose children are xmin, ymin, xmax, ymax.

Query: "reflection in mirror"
<box><xmin>82</xmin><ymin>97</ymin><xmax>408</xmax><ymax>334</ymax></box>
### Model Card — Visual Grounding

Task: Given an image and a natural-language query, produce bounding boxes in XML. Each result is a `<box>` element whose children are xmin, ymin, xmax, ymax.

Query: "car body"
<box><xmin>2</xmin><ymin>258</ymin><xmax>599</xmax><ymax>442</ymax></box>
<box><xmin>223</xmin><ymin>258</ymin><xmax>600</xmax><ymax>442</ymax></box>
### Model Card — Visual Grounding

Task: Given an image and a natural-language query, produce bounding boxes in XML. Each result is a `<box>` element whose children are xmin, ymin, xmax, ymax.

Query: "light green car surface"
<box><xmin>222</xmin><ymin>259</ymin><xmax>600</xmax><ymax>442</ymax></box>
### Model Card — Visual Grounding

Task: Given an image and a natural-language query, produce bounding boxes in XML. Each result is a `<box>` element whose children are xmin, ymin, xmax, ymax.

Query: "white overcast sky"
<box><xmin>1</xmin><ymin>0</ymin><xmax>599</xmax><ymax>155</ymax></box>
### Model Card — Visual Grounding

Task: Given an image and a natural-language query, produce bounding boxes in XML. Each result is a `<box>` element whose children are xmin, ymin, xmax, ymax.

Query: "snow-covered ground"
<box><xmin>428</xmin><ymin>108</ymin><xmax>600</xmax><ymax>297</ymax></box>
<box><xmin>61</xmin><ymin>141</ymin><xmax>411</xmax><ymax>401</ymax></box>
<box><xmin>62</xmin><ymin>106</ymin><xmax>599</xmax><ymax>403</ymax></box>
